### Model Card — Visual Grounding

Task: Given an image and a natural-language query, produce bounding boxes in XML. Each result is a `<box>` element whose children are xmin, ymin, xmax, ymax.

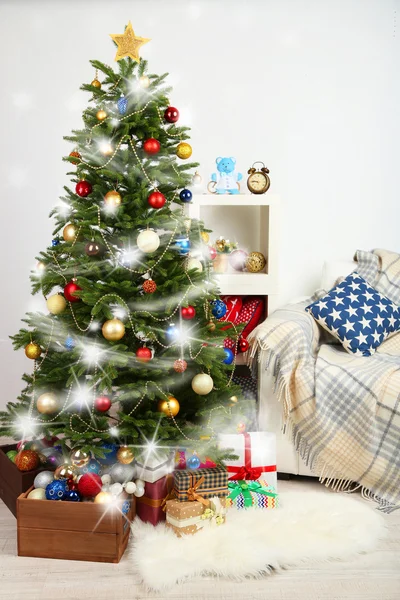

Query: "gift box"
<box><xmin>165</xmin><ymin>497</ymin><xmax>226</xmax><ymax>537</ymax></box>
<box><xmin>135</xmin><ymin>453</ymin><xmax>174</xmax><ymax>484</ymax></box>
<box><xmin>173</xmin><ymin>466</ymin><xmax>228</xmax><ymax>502</ymax></box>
<box><xmin>225</xmin><ymin>479</ymin><xmax>278</xmax><ymax>509</ymax></box>
<box><xmin>135</xmin><ymin>473</ymin><xmax>174</xmax><ymax>526</ymax></box>
<box><xmin>218</xmin><ymin>432</ymin><xmax>277</xmax><ymax>489</ymax></box>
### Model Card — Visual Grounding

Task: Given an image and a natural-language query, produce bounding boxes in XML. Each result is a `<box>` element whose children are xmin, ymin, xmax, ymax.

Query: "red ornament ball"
<box><xmin>164</xmin><ymin>106</ymin><xmax>179</xmax><ymax>123</ymax></box>
<box><xmin>94</xmin><ymin>395</ymin><xmax>112</xmax><ymax>412</ymax></box>
<box><xmin>75</xmin><ymin>180</ymin><xmax>92</xmax><ymax>197</ymax></box>
<box><xmin>77</xmin><ymin>473</ymin><xmax>102</xmax><ymax>498</ymax></box>
<box><xmin>136</xmin><ymin>347</ymin><xmax>152</xmax><ymax>362</ymax></box>
<box><xmin>238</xmin><ymin>338</ymin><xmax>249</xmax><ymax>353</ymax></box>
<box><xmin>64</xmin><ymin>281</ymin><xmax>82</xmax><ymax>303</ymax></box>
<box><xmin>148</xmin><ymin>191</ymin><xmax>166</xmax><ymax>209</ymax></box>
<box><xmin>173</xmin><ymin>359</ymin><xmax>187</xmax><ymax>373</ymax></box>
<box><xmin>208</xmin><ymin>246</ymin><xmax>217</xmax><ymax>260</ymax></box>
<box><xmin>15</xmin><ymin>450</ymin><xmax>40</xmax><ymax>472</ymax></box>
<box><xmin>181</xmin><ymin>305</ymin><xmax>196</xmax><ymax>320</ymax></box>
<box><xmin>143</xmin><ymin>138</ymin><xmax>160</xmax><ymax>155</ymax></box>
<box><xmin>143</xmin><ymin>279</ymin><xmax>157</xmax><ymax>294</ymax></box>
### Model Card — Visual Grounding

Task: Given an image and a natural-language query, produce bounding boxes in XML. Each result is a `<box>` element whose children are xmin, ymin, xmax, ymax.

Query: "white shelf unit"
<box><xmin>188</xmin><ymin>193</ymin><xmax>280</xmax><ymax>313</ymax></box>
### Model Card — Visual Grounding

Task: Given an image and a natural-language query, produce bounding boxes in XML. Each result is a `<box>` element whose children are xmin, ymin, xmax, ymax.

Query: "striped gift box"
<box><xmin>173</xmin><ymin>466</ymin><xmax>228</xmax><ymax>501</ymax></box>
<box><xmin>225</xmin><ymin>480</ymin><xmax>278</xmax><ymax>510</ymax></box>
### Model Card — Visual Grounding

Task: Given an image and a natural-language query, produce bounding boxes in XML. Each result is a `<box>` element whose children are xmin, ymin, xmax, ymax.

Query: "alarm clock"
<box><xmin>247</xmin><ymin>162</ymin><xmax>270</xmax><ymax>194</ymax></box>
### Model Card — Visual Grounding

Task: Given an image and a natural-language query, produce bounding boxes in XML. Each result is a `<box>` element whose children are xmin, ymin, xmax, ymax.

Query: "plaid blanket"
<box><xmin>249</xmin><ymin>249</ymin><xmax>400</xmax><ymax>511</ymax></box>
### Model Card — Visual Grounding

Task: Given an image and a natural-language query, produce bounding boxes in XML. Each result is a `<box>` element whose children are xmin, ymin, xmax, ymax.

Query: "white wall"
<box><xmin>0</xmin><ymin>0</ymin><xmax>399</xmax><ymax>409</ymax></box>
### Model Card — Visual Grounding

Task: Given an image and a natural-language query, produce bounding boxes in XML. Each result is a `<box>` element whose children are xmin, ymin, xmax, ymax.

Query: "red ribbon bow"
<box><xmin>226</xmin><ymin>432</ymin><xmax>276</xmax><ymax>481</ymax></box>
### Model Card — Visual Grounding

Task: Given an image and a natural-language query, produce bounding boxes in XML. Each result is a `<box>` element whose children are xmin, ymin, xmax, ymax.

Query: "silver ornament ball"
<box><xmin>109</xmin><ymin>462</ymin><xmax>135</xmax><ymax>484</ymax></box>
<box><xmin>33</xmin><ymin>470</ymin><xmax>54</xmax><ymax>489</ymax></box>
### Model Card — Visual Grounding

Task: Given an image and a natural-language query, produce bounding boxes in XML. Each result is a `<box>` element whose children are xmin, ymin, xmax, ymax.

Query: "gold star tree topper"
<box><xmin>110</xmin><ymin>22</ymin><xmax>150</xmax><ymax>62</ymax></box>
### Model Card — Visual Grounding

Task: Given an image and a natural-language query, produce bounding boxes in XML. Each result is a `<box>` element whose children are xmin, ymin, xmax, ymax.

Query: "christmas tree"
<box><xmin>1</xmin><ymin>23</ymin><xmax>252</xmax><ymax>466</ymax></box>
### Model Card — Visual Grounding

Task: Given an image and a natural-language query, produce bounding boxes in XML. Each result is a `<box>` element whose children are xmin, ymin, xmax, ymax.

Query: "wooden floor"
<box><xmin>0</xmin><ymin>478</ymin><xmax>399</xmax><ymax>600</ymax></box>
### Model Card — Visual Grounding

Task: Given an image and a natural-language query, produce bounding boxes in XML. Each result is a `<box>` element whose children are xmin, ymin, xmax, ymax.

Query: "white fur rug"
<box><xmin>129</xmin><ymin>491</ymin><xmax>385</xmax><ymax>591</ymax></box>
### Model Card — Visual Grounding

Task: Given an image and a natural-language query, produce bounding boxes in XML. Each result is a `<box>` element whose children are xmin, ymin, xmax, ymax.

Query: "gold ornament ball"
<box><xmin>104</xmin><ymin>190</ymin><xmax>122</xmax><ymax>208</ymax></box>
<box><xmin>207</xmin><ymin>320</ymin><xmax>216</xmax><ymax>332</ymax></box>
<box><xmin>237</xmin><ymin>421</ymin><xmax>247</xmax><ymax>434</ymax></box>
<box><xmin>91</xmin><ymin>78</ymin><xmax>101</xmax><ymax>89</ymax></box>
<box><xmin>28</xmin><ymin>488</ymin><xmax>46</xmax><ymax>500</ymax></box>
<box><xmin>36</xmin><ymin>392</ymin><xmax>58</xmax><ymax>415</ymax></box>
<box><xmin>96</xmin><ymin>109</ymin><xmax>107</xmax><ymax>121</ymax></box>
<box><xmin>215</xmin><ymin>238</ymin><xmax>226</xmax><ymax>252</ymax></box>
<box><xmin>139</xmin><ymin>75</ymin><xmax>150</xmax><ymax>88</ymax></box>
<box><xmin>94</xmin><ymin>491</ymin><xmax>113</xmax><ymax>504</ymax></box>
<box><xmin>63</xmin><ymin>223</ymin><xmax>78</xmax><ymax>242</ymax></box>
<box><xmin>25</xmin><ymin>342</ymin><xmax>41</xmax><ymax>360</ymax></box>
<box><xmin>191</xmin><ymin>373</ymin><xmax>214</xmax><ymax>395</ymax></box>
<box><xmin>229</xmin><ymin>395</ymin><xmax>239</xmax><ymax>405</ymax></box>
<box><xmin>70</xmin><ymin>448</ymin><xmax>90</xmax><ymax>468</ymax></box>
<box><xmin>47</xmin><ymin>294</ymin><xmax>67</xmax><ymax>315</ymax></box>
<box><xmin>245</xmin><ymin>252</ymin><xmax>266</xmax><ymax>273</ymax></box>
<box><xmin>54</xmin><ymin>464</ymin><xmax>78</xmax><ymax>481</ymax></box>
<box><xmin>157</xmin><ymin>395</ymin><xmax>180</xmax><ymax>418</ymax></box>
<box><xmin>102</xmin><ymin>318</ymin><xmax>125</xmax><ymax>341</ymax></box>
<box><xmin>117</xmin><ymin>446</ymin><xmax>135</xmax><ymax>465</ymax></box>
<box><xmin>176</xmin><ymin>142</ymin><xmax>192</xmax><ymax>160</ymax></box>
<box><xmin>200</xmin><ymin>231</ymin><xmax>210</xmax><ymax>244</ymax></box>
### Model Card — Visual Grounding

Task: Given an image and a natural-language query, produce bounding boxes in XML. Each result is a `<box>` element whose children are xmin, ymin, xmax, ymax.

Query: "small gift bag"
<box><xmin>225</xmin><ymin>479</ymin><xmax>278</xmax><ymax>509</ymax></box>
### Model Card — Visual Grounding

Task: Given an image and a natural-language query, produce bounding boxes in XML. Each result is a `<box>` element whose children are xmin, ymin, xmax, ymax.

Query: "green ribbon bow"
<box><xmin>227</xmin><ymin>480</ymin><xmax>278</xmax><ymax>508</ymax></box>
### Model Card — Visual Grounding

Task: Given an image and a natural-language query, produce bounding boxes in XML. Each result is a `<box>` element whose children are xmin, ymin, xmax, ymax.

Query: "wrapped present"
<box><xmin>135</xmin><ymin>453</ymin><xmax>174</xmax><ymax>484</ymax></box>
<box><xmin>218</xmin><ymin>431</ymin><xmax>277</xmax><ymax>489</ymax></box>
<box><xmin>135</xmin><ymin>473</ymin><xmax>174</xmax><ymax>526</ymax></box>
<box><xmin>165</xmin><ymin>497</ymin><xmax>226</xmax><ymax>537</ymax></box>
<box><xmin>173</xmin><ymin>466</ymin><xmax>228</xmax><ymax>502</ymax></box>
<box><xmin>225</xmin><ymin>479</ymin><xmax>278</xmax><ymax>509</ymax></box>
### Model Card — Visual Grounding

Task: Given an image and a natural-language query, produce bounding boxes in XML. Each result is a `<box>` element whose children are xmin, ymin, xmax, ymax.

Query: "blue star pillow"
<box><xmin>306</xmin><ymin>272</ymin><xmax>400</xmax><ymax>356</ymax></box>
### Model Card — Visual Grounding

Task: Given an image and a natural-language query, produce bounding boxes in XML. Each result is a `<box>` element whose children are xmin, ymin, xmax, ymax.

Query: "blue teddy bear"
<box><xmin>211</xmin><ymin>157</ymin><xmax>242</xmax><ymax>194</ymax></box>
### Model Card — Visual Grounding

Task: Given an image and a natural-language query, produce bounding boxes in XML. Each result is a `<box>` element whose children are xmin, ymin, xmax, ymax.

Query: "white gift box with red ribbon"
<box><xmin>218</xmin><ymin>432</ymin><xmax>277</xmax><ymax>489</ymax></box>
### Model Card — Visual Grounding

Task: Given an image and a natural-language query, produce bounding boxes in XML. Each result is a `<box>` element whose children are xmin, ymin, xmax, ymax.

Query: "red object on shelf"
<box><xmin>222</xmin><ymin>296</ymin><xmax>265</xmax><ymax>353</ymax></box>
<box><xmin>64</xmin><ymin>281</ymin><xmax>82</xmax><ymax>303</ymax></box>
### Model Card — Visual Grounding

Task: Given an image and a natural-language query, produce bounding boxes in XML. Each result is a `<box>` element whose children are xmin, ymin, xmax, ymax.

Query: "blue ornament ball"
<box><xmin>175</xmin><ymin>236</ymin><xmax>191</xmax><ymax>255</ymax></box>
<box><xmin>179</xmin><ymin>189</ymin><xmax>193</xmax><ymax>203</ymax></box>
<box><xmin>98</xmin><ymin>443</ymin><xmax>119</xmax><ymax>465</ymax></box>
<box><xmin>45</xmin><ymin>479</ymin><xmax>68</xmax><ymax>501</ymax></box>
<box><xmin>51</xmin><ymin>239</ymin><xmax>60</xmax><ymax>247</ymax></box>
<box><xmin>211</xmin><ymin>299</ymin><xmax>227</xmax><ymax>319</ymax></box>
<box><xmin>166</xmin><ymin>324</ymin><xmax>179</xmax><ymax>343</ymax></box>
<box><xmin>122</xmin><ymin>500</ymin><xmax>130</xmax><ymax>515</ymax></box>
<box><xmin>65</xmin><ymin>489</ymin><xmax>81</xmax><ymax>502</ymax></box>
<box><xmin>117</xmin><ymin>95</ymin><xmax>128</xmax><ymax>115</ymax></box>
<box><xmin>81</xmin><ymin>458</ymin><xmax>102</xmax><ymax>476</ymax></box>
<box><xmin>186</xmin><ymin>454</ymin><xmax>201</xmax><ymax>469</ymax></box>
<box><xmin>65</xmin><ymin>335</ymin><xmax>75</xmax><ymax>350</ymax></box>
<box><xmin>223</xmin><ymin>348</ymin><xmax>234</xmax><ymax>365</ymax></box>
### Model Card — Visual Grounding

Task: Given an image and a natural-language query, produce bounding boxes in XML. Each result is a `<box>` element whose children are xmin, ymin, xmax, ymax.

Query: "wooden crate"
<box><xmin>0</xmin><ymin>444</ymin><xmax>45</xmax><ymax>518</ymax></box>
<box><xmin>17</xmin><ymin>487</ymin><xmax>135</xmax><ymax>563</ymax></box>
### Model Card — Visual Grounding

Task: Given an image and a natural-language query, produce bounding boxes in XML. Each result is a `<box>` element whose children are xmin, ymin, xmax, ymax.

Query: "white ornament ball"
<box><xmin>137</xmin><ymin>230</ymin><xmax>160</xmax><ymax>254</ymax></box>
<box><xmin>28</xmin><ymin>487</ymin><xmax>46</xmax><ymax>500</ymax></box>
<box><xmin>135</xmin><ymin>478</ymin><xmax>145</xmax><ymax>488</ymax></box>
<box><xmin>191</xmin><ymin>373</ymin><xmax>214</xmax><ymax>395</ymax></box>
<box><xmin>134</xmin><ymin>485</ymin><xmax>145</xmax><ymax>498</ymax></box>
<box><xmin>33</xmin><ymin>470</ymin><xmax>54</xmax><ymax>489</ymax></box>
<box><xmin>110</xmin><ymin>482</ymin><xmax>123</xmax><ymax>496</ymax></box>
<box><xmin>125</xmin><ymin>481</ymin><xmax>137</xmax><ymax>495</ymax></box>
<box><xmin>186</xmin><ymin>257</ymin><xmax>203</xmax><ymax>272</ymax></box>
<box><xmin>101</xmin><ymin>474</ymin><xmax>112</xmax><ymax>486</ymax></box>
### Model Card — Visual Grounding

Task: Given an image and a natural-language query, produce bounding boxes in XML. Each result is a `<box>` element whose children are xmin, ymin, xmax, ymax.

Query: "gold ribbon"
<box><xmin>161</xmin><ymin>474</ymin><xmax>175</xmax><ymax>512</ymax></box>
<box><xmin>186</xmin><ymin>475</ymin><xmax>210</xmax><ymax>507</ymax></box>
